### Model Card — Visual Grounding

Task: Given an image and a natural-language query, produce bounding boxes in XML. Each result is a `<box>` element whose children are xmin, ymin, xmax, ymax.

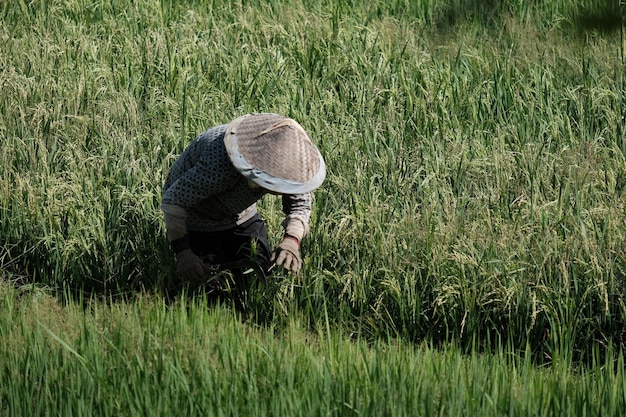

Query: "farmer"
<box><xmin>161</xmin><ymin>113</ymin><xmax>326</xmax><ymax>282</ymax></box>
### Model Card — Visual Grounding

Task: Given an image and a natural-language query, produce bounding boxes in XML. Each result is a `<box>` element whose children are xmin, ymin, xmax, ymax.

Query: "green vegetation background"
<box><xmin>2</xmin><ymin>0</ymin><xmax>626</xmax><ymax>354</ymax></box>
<box><xmin>1</xmin><ymin>2</ymin><xmax>626</xmax><ymax>413</ymax></box>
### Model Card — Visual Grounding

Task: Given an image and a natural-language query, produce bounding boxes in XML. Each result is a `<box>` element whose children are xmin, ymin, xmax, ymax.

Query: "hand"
<box><xmin>271</xmin><ymin>236</ymin><xmax>302</xmax><ymax>274</ymax></box>
<box><xmin>176</xmin><ymin>249</ymin><xmax>210</xmax><ymax>282</ymax></box>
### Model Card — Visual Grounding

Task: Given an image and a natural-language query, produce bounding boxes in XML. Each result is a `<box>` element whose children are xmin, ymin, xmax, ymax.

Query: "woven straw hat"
<box><xmin>224</xmin><ymin>113</ymin><xmax>326</xmax><ymax>194</ymax></box>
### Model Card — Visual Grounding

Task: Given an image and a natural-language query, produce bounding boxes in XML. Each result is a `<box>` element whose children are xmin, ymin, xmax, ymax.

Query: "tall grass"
<box><xmin>1</xmin><ymin>283</ymin><xmax>626</xmax><ymax>417</ymax></box>
<box><xmin>1</xmin><ymin>0</ymin><xmax>626</xmax><ymax>359</ymax></box>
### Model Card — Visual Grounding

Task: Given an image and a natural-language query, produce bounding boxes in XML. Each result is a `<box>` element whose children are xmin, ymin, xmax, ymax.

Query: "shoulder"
<box><xmin>196</xmin><ymin>123</ymin><xmax>228</xmax><ymax>143</ymax></box>
<box><xmin>186</xmin><ymin>124</ymin><xmax>229</xmax><ymax>160</ymax></box>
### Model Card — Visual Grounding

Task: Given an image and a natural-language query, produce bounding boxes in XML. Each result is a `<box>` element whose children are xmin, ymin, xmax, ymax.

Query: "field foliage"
<box><xmin>2</xmin><ymin>0</ymin><xmax>626</xmax><ymax>415</ymax></box>
<box><xmin>1</xmin><ymin>282</ymin><xmax>626</xmax><ymax>417</ymax></box>
<box><xmin>2</xmin><ymin>0</ymin><xmax>626</xmax><ymax>360</ymax></box>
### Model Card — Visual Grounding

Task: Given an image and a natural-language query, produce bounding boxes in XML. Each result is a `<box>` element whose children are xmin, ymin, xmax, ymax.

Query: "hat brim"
<box><xmin>224</xmin><ymin>114</ymin><xmax>326</xmax><ymax>194</ymax></box>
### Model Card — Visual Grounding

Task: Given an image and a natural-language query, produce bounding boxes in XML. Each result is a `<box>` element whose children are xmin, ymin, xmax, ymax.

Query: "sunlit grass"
<box><xmin>1</xmin><ymin>0</ymin><xmax>626</xmax><ymax>413</ymax></box>
<box><xmin>1</xmin><ymin>283</ymin><xmax>626</xmax><ymax>417</ymax></box>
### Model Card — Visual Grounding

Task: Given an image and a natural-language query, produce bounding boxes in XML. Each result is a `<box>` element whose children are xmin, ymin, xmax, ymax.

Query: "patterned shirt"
<box><xmin>162</xmin><ymin>124</ymin><xmax>312</xmax><ymax>232</ymax></box>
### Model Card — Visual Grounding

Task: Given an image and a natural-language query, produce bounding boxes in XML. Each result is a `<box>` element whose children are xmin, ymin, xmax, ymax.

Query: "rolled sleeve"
<box><xmin>281</xmin><ymin>193</ymin><xmax>312</xmax><ymax>241</ymax></box>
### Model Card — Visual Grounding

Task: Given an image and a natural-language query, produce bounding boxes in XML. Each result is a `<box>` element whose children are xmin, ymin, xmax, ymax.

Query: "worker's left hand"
<box><xmin>271</xmin><ymin>236</ymin><xmax>302</xmax><ymax>274</ymax></box>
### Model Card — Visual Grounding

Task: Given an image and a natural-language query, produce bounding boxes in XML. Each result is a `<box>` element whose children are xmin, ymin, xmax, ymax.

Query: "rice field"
<box><xmin>2</xmin><ymin>282</ymin><xmax>626</xmax><ymax>417</ymax></box>
<box><xmin>1</xmin><ymin>0</ymin><xmax>626</xmax><ymax>415</ymax></box>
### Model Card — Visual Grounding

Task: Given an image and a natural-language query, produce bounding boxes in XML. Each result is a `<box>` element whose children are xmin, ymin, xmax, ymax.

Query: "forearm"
<box><xmin>161</xmin><ymin>203</ymin><xmax>189</xmax><ymax>251</ymax></box>
<box><xmin>281</xmin><ymin>193</ymin><xmax>312</xmax><ymax>241</ymax></box>
<box><xmin>282</xmin><ymin>215</ymin><xmax>309</xmax><ymax>242</ymax></box>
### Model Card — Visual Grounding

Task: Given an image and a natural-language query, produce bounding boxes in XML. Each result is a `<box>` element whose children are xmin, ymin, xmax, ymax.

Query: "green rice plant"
<box><xmin>2</xmin><ymin>0</ymin><xmax>626</xmax><ymax>359</ymax></box>
<box><xmin>1</xmin><ymin>283</ymin><xmax>626</xmax><ymax>416</ymax></box>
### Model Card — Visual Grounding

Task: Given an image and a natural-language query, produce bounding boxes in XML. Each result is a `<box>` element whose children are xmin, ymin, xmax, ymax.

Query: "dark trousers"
<box><xmin>187</xmin><ymin>214</ymin><xmax>273</xmax><ymax>275</ymax></box>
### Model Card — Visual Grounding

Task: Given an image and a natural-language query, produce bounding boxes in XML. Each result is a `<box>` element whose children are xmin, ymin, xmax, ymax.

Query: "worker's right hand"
<box><xmin>176</xmin><ymin>249</ymin><xmax>210</xmax><ymax>282</ymax></box>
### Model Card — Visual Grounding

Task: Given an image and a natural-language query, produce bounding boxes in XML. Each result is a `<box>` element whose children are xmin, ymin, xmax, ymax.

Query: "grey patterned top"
<box><xmin>162</xmin><ymin>124</ymin><xmax>312</xmax><ymax>231</ymax></box>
